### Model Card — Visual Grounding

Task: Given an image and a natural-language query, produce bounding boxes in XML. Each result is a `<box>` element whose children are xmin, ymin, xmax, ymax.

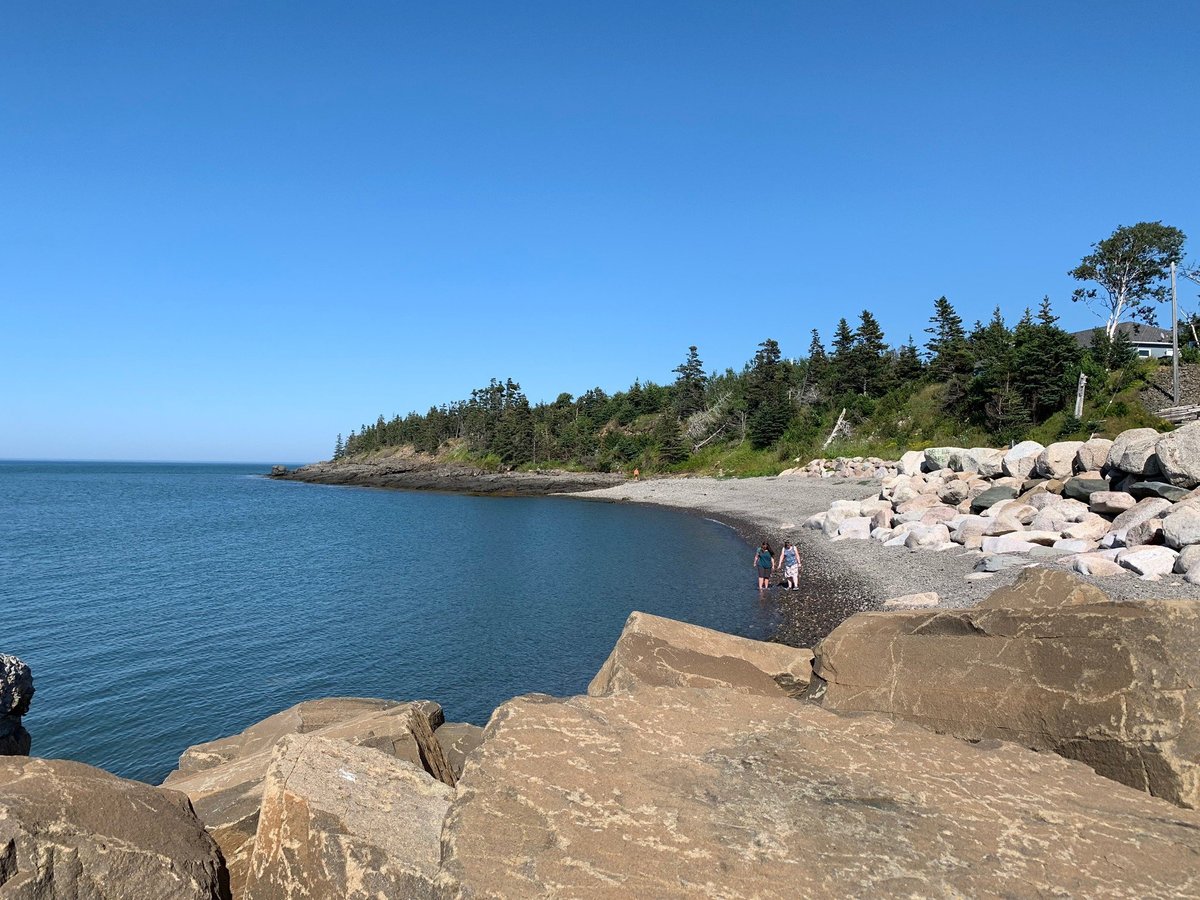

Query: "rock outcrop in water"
<box><xmin>9</xmin><ymin>572</ymin><xmax>1200</xmax><ymax>897</ymax></box>
<box><xmin>0</xmin><ymin>654</ymin><xmax>33</xmax><ymax>756</ymax></box>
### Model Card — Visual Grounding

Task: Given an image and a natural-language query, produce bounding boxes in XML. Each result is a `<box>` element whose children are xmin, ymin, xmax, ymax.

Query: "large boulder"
<box><xmin>163</xmin><ymin>699</ymin><xmax>452</xmax><ymax>897</ymax></box>
<box><xmin>588</xmin><ymin>611</ymin><xmax>813</xmax><ymax>698</ymax></box>
<box><xmin>0</xmin><ymin>756</ymin><xmax>229</xmax><ymax>899</ymax></box>
<box><xmin>1162</xmin><ymin>505</ymin><xmax>1200</xmax><ymax>550</ymax></box>
<box><xmin>1107</xmin><ymin>427</ymin><xmax>1163</xmax><ymax>475</ymax></box>
<box><xmin>969</xmin><ymin>485</ymin><xmax>1017</xmax><ymax>514</ymax></box>
<box><xmin>1128</xmin><ymin>480</ymin><xmax>1192</xmax><ymax>502</ymax></box>
<box><xmin>1155</xmin><ymin>422</ymin><xmax>1200</xmax><ymax>488</ymax></box>
<box><xmin>1075</xmin><ymin>437</ymin><xmax>1114</xmax><ymax>473</ymax></box>
<box><xmin>897</xmin><ymin>449</ymin><xmax>925</xmax><ymax>476</ymax></box>
<box><xmin>1062</xmin><ymin>476</ymin><xmax>1109</xmax><ymax>503</ymax></box>
<box><xmin>1035</xmin><ymin>441</ymin><xmax>1084</xmax><ymax>479</ymax></box>
<box><xmin>958</xmin><ymin>447</ymin><xmax>1004</xmax><ymax>477</ymax></box>
<box><xmin>0</xmin><ymin>654</ymin><xmax>33</xmax><ymax>756</ymax></box>
<box><xmin>1001</xmin><ymin>440</ymin><xmax>1044</xmax><ymax>480</ymax></box>
<box><xmin>923</xmin><ymin>446</ymin><xmax>961</xmax><ymax>471</ymax></box>
<box><xmin>437</xmin><ymin>686</ymin><xmax>1200</xmax><ymax>898</ymax></box>
<box><xmin>808</xmin><ymin>568</ymin><xmax>1200</xmax><ymax>809</ymax></box>
<box><xmin>1111</xmin><ymin>497</ymin><xmax>1173</xmax><ymax>532</ymax></box>
<box><xmin>1117</xmin><ymin>545</ymin><xmax>1178</xmax><ymax>577</ymax></box>
<box><xmin>243</xmin><ymin>735</ymin><xmax>452</xmax><ymax>900</ymax></box>
<box><xmin>1089</xmin><ymin>491</ymin><xmax>1136</xmax><ymax>516</ymax></box>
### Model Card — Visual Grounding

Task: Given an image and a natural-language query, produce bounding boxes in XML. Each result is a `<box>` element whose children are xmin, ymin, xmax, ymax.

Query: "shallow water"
<box><xmin>1</xmin><ymin>461</ymin><xmax>771</xmax><ymax>782</ymax></box>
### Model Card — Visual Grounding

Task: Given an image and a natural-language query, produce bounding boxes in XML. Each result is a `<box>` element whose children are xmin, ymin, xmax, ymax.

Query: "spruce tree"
<box><xmin>894</xmin><ymin>336</ymin><xmax>923</xmax><ymax>383</ymax></box>
<box><xmin>851</xmin><ymin>310</ymin><xmax>889</xmax><ymax>396</ymax></box>
<box><xmin>746</xmin><ymin>339</ymin><xmax>791</xmax><ymax>448</ymax></box>
<box><xmin>806</xmin><ymin>329</ymin><xmax>828</xmax><ymax>385</ymax></box>
<box><xmin>672</xmin><ymin>346</ymin><xmax>708</xmax><ymax>419</ymax></box>
<box><xmin>333</xmin><ymin>434</ymin><xmax>344</xmax><ymax>460</ymax></box>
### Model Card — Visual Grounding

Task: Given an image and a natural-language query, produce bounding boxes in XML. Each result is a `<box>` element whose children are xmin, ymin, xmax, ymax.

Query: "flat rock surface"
<box><xmin>0</xmin><ymin>756</ymin><xmax>228</xmax><ymax>899</ymax></box>
<box><xmin>438</xmin><ymin>687</ymin><xmax>1200</xmax><ymax>899</ymax></box>
<box><xmin>587</xmin><ymin>610</ymin><xmax>812</xmax><ymax>698</ymax></box>
<box><xmin>243</xmin><ymin>735</ymin><xmax>452</xmax><ymax>900</ymax></box>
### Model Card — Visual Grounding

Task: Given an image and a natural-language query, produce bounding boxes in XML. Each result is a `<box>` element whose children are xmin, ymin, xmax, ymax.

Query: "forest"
<box><xmin>334</xmin><ymin>223</ymin><xmax>1196</xmax><ymax>475</ymax></box>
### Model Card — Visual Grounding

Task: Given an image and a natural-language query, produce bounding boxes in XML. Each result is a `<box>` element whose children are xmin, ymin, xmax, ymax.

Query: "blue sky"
<box><xmin>3</xmin><ymin>2</ymin><xmax>1198</xmax><ymax>462</ymax></box>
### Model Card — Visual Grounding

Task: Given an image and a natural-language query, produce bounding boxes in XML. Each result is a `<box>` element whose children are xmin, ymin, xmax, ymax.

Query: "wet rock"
<box><xmin>810</xmin><ymin>569</ymin><xmax>1200</xmax><ymax>808</ymax></box>
<box><xmin>0</xmin><ymin>655</ymin><xmax>33</xmax><ymax>756</ymax></box>
<box><xmin>0</xmin><ymin>756</ymin><xmax>229</xmax><ymax>899</ymax></box>
<box><xmin>243</xmin><ymin>735</ymin><xmax>452</xmax><ymax>900</ymax></box>
<box><xmin>588</xmin><ymin>611</ymin><xmax>813</xmax><ymax>699</ymax></box>
<box><xmin>438</xmin><ymin>686</ymin><xmax>1200</xmax><ymax>898</ymax></box>
<box><xmin>163</xmin><ymin>699</ymin><xmax>452</xmax><ymax>897</ymax></box>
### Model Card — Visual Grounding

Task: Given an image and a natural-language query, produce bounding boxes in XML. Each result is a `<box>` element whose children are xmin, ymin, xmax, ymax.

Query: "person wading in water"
<box><xmin>779</xmin><ymin>539</ymin><xmax>801</xmax><ymax>591</ymax></box>
<box><xmin>753</xmin><ymin>542</ymin><xmax>774</xmax><ymax>590</ymax></box>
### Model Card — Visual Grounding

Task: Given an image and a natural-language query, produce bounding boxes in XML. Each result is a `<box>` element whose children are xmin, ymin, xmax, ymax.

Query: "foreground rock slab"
<box><xmin>164</xmin><ymin>699</ymin><xmax>451</xmax><ymax>897</ymax></box>
<box><xmin>587</xmin><ymin>611</ymin><xmax>812</xmax><ymax>698</ymax></box>
<box><xmin>243</xmin><ymin>735</ymin><xmax>452</xmax><ymax>900</ymax></box>
<box><xmin>0</xmin><ymin>756</ymin><xmax>229</xmax><ymax>899</ymax></box>
<box><xmin>438</xmin><ymin>687</ymin><xmax>1200</xmax><ymax>898</ymax></box>
<box><xmin>810</xmin><ymin>568</ymin><xmax>1200</xmax><ymax>808</ymax></box>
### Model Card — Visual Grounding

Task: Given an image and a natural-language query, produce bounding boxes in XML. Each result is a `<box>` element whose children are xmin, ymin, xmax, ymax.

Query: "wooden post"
<box><xmin>1172</xmin><ymin>261</ymin><xmax>1180</xmax><ymax>406</ymax></box>
<box><xmin>1074</xmin><ymin>372</ymin><xmax>1087</xmax><ymax>419</ymax></box>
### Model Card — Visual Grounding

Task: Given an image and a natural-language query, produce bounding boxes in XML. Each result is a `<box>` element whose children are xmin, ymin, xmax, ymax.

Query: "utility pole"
<box><xmin>1074</xmin><ymin>372</ymin><xmax>1087</xmax><ymax>419</ymax></box>
<box><xmin>1172</xmin><ymin>261</ymin><xmax>1180</xmax><ymax>406</ymax></box>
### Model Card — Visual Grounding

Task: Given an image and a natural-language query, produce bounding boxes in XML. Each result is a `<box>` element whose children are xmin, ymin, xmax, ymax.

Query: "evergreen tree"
<box><xmin>924</xmin><ymin>296</ymin><xmax>974</xmax><ymax>408</ymax></box>
<box><xmin>333</xmin><ymin>434</ymin><xmax>344</xmax><ymax>460</ymax></box>
<box><xmin>746</xmin><ymin>338</ymin><xmax>791</xmax><ymax>448</ymax></box>
<box><xmin>850</xmin><ymin>310</ymin><xmax>889</xmax><ymax>396</ymax></box>
<box><xmin>894</xmin><ymin>336</ymin><xmax>923</xmax><ymax>383</ymax></box>
<box><xmin>672</xmin><ymin>346</ymin><xmax>708</xmax><ymax>419</ymax></box>
<box><xmin>806</xmin><ymin>329</ymin><xmax>828</xmax><ymax>385</ymax></box>
<box><xmin>828</xmin><ymin>318</ymin><xmax>857</xmax><ymax>395</ymax></box>
<box><xmin>1012</xmin><ymin>297</ymin><xmax>1081</xmax><ymax>422</ymax></box>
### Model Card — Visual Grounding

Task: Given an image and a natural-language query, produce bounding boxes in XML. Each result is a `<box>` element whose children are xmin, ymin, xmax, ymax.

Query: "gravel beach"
<box><xmin>570</xmin><ymin>474</ymin><xmax>1200</xmax><ymax>647</ymax></box>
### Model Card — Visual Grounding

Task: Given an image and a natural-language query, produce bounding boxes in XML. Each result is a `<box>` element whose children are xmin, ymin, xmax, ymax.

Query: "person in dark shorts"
<box><xmin>753</xmin><ymin>542</ymin><xmax>774</xmax><ymax>590</ymax></box>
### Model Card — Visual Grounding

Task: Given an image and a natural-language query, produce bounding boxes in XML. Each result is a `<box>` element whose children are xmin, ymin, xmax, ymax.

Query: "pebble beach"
<box><xmin>572</xmin><ymin>473</ymin><xmax>1200</xmax><ymax>647</ymax></box>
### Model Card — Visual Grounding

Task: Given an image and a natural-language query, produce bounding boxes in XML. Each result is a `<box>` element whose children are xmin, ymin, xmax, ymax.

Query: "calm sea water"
<box><xmin>1</xmin><ymin>461</ymin><xmax>771</xmax><ymax>783</ymax></box>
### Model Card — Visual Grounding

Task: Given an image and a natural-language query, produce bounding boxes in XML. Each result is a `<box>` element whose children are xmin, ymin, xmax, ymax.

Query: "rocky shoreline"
<box><xmin>6</xmin><ymin>567</ymin><xmax>1200</xmax><ymax>897</ymax></box>
<box><xmin>271</xmin><ymin>456</ymin><xmax>626</xmax><ymax>496</ymax></box>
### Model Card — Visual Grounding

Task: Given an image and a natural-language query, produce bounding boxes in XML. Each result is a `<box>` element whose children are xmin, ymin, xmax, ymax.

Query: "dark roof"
<box><xmin>1071</xmin><ymin>322</ymin><xmax>1173</xmax><ymax>348</ymax></box>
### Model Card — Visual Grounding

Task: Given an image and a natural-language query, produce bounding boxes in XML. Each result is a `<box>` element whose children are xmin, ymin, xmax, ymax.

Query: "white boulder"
<box><xmin>1002</xmin><ymin>441</ymin><xmax>1045</xmax><ymax>480</ymax></box>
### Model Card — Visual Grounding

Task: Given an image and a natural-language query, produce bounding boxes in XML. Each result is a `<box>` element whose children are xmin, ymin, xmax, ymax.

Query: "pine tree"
<box><xmin>851</xmin><ymin>310</ymin><xmax>889</xmax><ymax>396</ymax></box>
<box><xmin>1012</xmin><ymin>297</ymin><xmax>1081</xmax><ymax>422</ymax></box>
<box><xmin>806</xmin><ymin>329</ymin><xmax>828</xmax><ymax>385</ymax></box>
<box><xmin>894</xmin><ymin>336</ymin><xmax>923</xmax><ymax>383</ymax></box>
<box><xmin>746</xmin><ymin>339</ymin><xmax>791</xmax><ymax>448</ymax></box>
<box><xmin>924</xmin><ymin>296</ymin><xmax>974</xmax><ymax>408</ymax></box>
<box><xmin>333</xmin><ymin>434</ymin><xmax>344</xmax><ymax>460</ymax></box>
<box><xmin>672</xmin><ymin>346</ymin><xmax>708</xmax><ymax>419</ymax></box>
<box><xmin>827</xmin><ymin>318</ymin><xmax>857</xmax><ymax>396</ymax></box>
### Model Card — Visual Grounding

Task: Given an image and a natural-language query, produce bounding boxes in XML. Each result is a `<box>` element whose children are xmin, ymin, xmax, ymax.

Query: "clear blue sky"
<box><xmin>3</xmin><ymin>2</ymin><xmax>1197</xmax><ymax>462</ymax></box>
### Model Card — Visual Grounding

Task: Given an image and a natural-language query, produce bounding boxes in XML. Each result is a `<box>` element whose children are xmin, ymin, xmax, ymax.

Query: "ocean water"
<box><xmin>1</xmin><ymin>461</ymin><xmax>772</xmax><ymax>783</ymax></box>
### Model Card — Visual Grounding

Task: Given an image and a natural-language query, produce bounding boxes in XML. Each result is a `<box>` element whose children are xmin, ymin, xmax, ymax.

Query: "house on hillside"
<box><xmin>1072</xmin><ymin>322</ymin><xmax>1175</xmax><ymax>359</ymax></box>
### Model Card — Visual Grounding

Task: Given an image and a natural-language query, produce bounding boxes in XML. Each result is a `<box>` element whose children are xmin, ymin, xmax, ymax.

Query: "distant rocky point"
<box><xmin>272</xmin><ymin>452</ymin><xmax>626</xmax><ymax>495</ymax></box>
<box><xmin>5</xmin><ymin>570</ymin><xmax>1200</xmax><ymax>896</ymax></box>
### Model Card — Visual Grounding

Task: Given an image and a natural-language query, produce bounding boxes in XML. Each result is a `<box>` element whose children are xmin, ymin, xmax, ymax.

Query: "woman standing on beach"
<box><xmin>753</xmin><ymin>542</ymin><xmax>774</xmax><ymax>590</ymax></box>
